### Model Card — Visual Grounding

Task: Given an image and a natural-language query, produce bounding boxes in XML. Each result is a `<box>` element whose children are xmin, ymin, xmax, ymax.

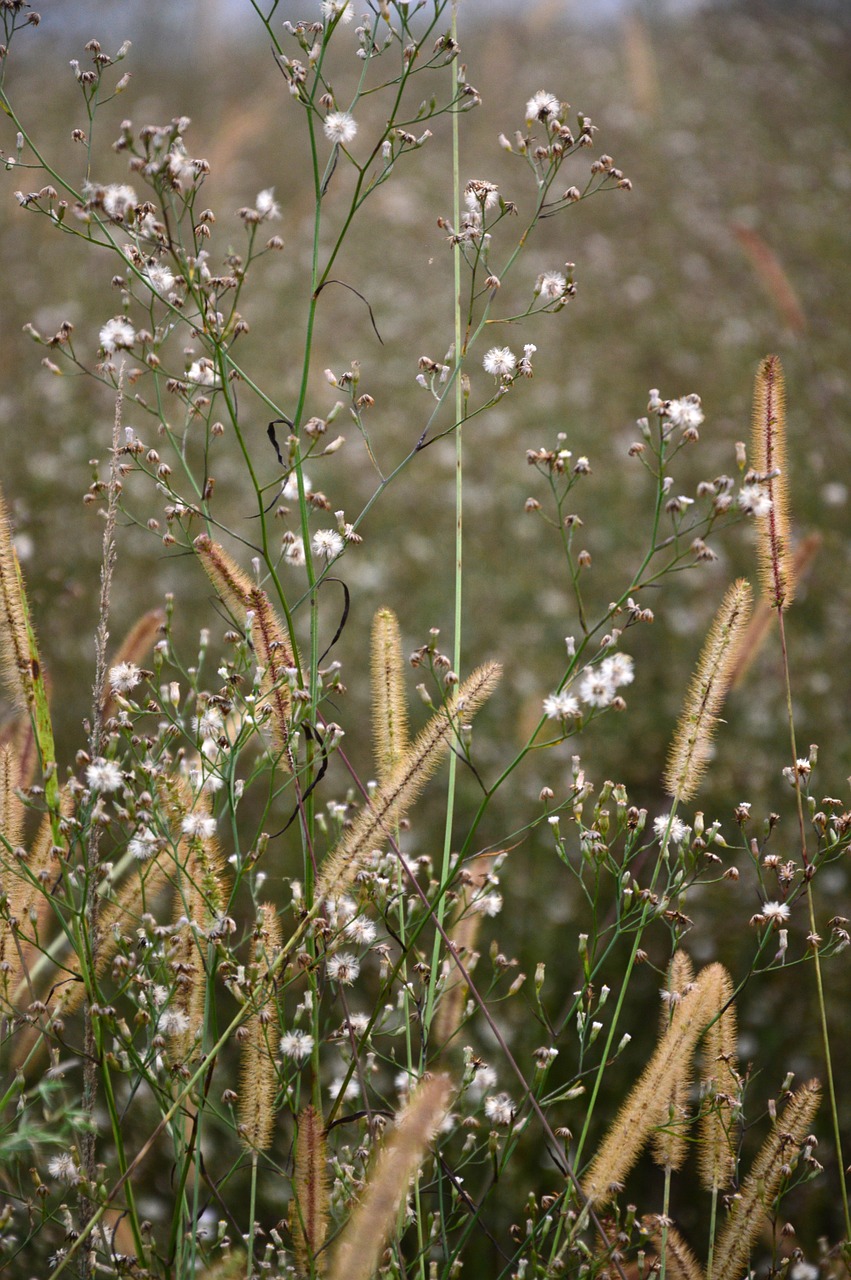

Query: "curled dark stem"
<box><xmin>317</xmin><ymin>577</ymin><xmax>350</xmax><ymax>664</ymax></box>
<box><xmin>273</xmin><ymin>722</ymin><xmax>329</xmax><ymax>836</ymax></box>
<box><xmin>314</xmin><ymin>278</ymin><xmax>384</xmax><ymax>345</ymax></box>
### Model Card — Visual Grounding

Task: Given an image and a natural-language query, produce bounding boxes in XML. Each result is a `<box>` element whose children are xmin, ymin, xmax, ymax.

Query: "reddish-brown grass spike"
<box><xmin>194</xmin><ymin>535</ymin><xmax>295</xmax><ymax>759</ymax></box>
<box><xmin>291</xmin><ymin>1104</ymin><xmax>330</xmax><ymax>1275</ymax></box>
<box><xmin>752</xmin><ymin>355</ymin><xmax>794</xmax><ymax>610</ymax></box>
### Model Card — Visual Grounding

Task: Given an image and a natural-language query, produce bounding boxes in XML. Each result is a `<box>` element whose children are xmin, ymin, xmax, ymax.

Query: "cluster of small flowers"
<box><xmin>543</xmin><ymin>652</ymin><xmax>634</xmax><ymax>721</ymax></box>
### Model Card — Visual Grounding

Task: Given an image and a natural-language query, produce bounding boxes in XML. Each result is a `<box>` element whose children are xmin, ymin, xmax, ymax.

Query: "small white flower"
<box><xmin>471</xmin><ymin>892</ymin><xmax>503</xmax><ymax>917</ymax></box>
<box><xmin>738</xmin><ymin>484</ymin><xmax>772</xmax><ymax>517</ymax></box>
<box><xmin>535</xmin><ymin>270</ymin><xmax>566</xmax><ymax>301</ymax></box>
<box><xmin>320</xmin><ymin>0</ymin><xmax>354</xmax><ymax>21</ymax></box>
<box><xmin>484</xmin><ymin>1093</ymin><xmax>515</xmax><ymax>1126</ymax></box>
<box><xmin>525</xmin><ymin>90</ymin><xmax>561</xmax><ymax>125</ymax></box>
<box><xmin>186</xmin><ymin>359</ymin><xmax>220</xmax><ymax>387</ymax></box>
<box><xmin>312</xmin><ymin>529</ymin><xmax>344</xmax><ymax>561</ymax></box>
<box><xmin>160</xmin><ymin>1008</ymin><xmax>191</xmax><ymax>1035</ymax></box>
<box><xmin>128</xmin><ymin>826</ymin><xmax>158</xmax><ymax>861</ymax></box>
<box><xmin>167</xmin><ymin>141</ymin><xmax>198</xmax><ymax>191</ymax></box>
<box><xmin>143</xmin><ymin>262</ymin><xmax>175</xmax><ymax>294</ymax></box>
<box><xmin>464</xmin><ymin>179</ymin><xmax>499</xmax><ymax>211</ymax></box>
<box><xmin>577</xmin><ymin>668</ymin><xmax>616</xmax><ymax>709</ymax></box>
<box><xmin>285</xmin><ymin>537</ymin><xmax>306</xmax><ymax>567</ymax></box>
<box><xmin>543</xmin><ymin>690</ymin><xmax>579</xmax><ymax>720</ymax></box>
<box><xmin>323</xmin><ymin>111</ymin><xmax>358</xmax><ymax>145</ymax></box>
<box><xmin>326</xmin><ymin>952</ymin><xmax>360</xmax><ymax>984</ymax></box>
<box><xmin>599</xmin><ymin>652</ymin><xmax>634</xmax><ymax>689</ymax></box>
<box><xmin>102</xmin><ymin>183</ymin><xmax>137</xmax><ymax>221</ymax></box>
<box><xmin>653</xmin><ymin>814</ymin><xmax>689</xmax><ymax>846</ymax></box>
<box><xmin>99</xmin><ymin>316</ymin><xmax>135</xmax><ymax>353</ymax></box>
<box><xmin>395</xmin><ymin>1069</ymin><xmax>414</xmax><ymax>1096</ymax></box>
<box><xmin>282</xmin><ymin>471</ymin><xmax>311</xmax><ymax>501</ymax></box>
<box><xmin>329</xmin><ymin>1071</ymin><xmax>360</xmax><ymax>1102</ymax></box>
<box><xmin>466</xmin><ymin>1063</ymin><xmax>497</xmax><ymax>1099</ymax></box>
<box><xmin>280</xmin><ymin>1029</ymin><xmax>314</xmax><ymax>1062</ymax></box>
<box><xmin>482</xmin><ymin>346</ymin><xmax>516</xmax><ymax>379</ymax></box>
<box><xmin>181</xmin><ymin>812</ymin><xmax>217</xmax><ymax>839</ymax></box>
<box><xmin>48</xmin><ymin>1154</ymin><xmax>80</xmax><ymax>1184</ymax></box>
<box><xmin>193</xmin><ymin>706</ymin><xmax>224</xmax><ymax>740</ymax></box>
<box><xmin>762</xmin><ymin>900</ymin><xmax>791</xmax><ymax>924</ymax></box>
<box><xmin>109</xmin><ymin>661</ymin><xmax>142</xmax><ymax>694</ymax></box>
<box><xmin>254</xmin><ymin>187</ymin><xmax>281</xmax><ymax>220</ymax></box>
<box><xmin>665</xmin><ymin>394</ymin><xmax>704</xmax><ymax>431</ymax></box>
<box><xmin>86</xmin><ymin>758</ymin><xmax>123</xmax><ymax>792</ymax></box>
<box><xmin>344</xmin><ymin>916</ymin><xmax>377</xmax><ymax>945</ymax></box>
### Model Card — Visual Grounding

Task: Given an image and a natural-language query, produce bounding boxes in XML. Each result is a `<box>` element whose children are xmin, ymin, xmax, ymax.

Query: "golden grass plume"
<box><xmin>371</xmin><ymin>607</ymin><xmax>409</xmax><ymax>784</ymax></box>
<box><xmin>328</xmin><ymin>1074</ymin><xmax>453</xmax><ymax>1280</ymax></box>
<box><xmin>712</xmin><ymin>1078</ymin><xmax>820</xmax><ymax>1280</ymax></box>
<box><xmin>0</xmin><ymin>485</ymin><xmax>38</xmax><ymax>715</ymax></box>
<box><xmin>729</xmin><ymin>532</ymin><xmax>820</xmax><ymax>689</ymax></box>
<box><xmin>652</xmin><ymin>951</ymin><xmax>696</xmax><ymax>1172</ymax></box>
<box><xmin>316</xmin><ymin>662</ymin><xmax>501</xmax><ymax>903</ymax></box>
<box><xmin>642</xmin><ymin>1216</ymin><xmax>704</xmax><ymax>1280</ymax></box>
<box><xmin>582</xmin><ymin>962</ymin><xmax>727</xmax><ymax>1206</ymax></box>
<box><xmin>698</xmin><ymin>966</ymin><xmax>739</xmax><ymax>1192</ymax></box>
<box><xmin>664</xmin><ymin>579</ymin><xmax>752</xmax><ymax>803</ymax></box>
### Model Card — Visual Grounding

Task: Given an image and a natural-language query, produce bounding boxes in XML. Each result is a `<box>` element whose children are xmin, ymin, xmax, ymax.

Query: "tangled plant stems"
<box><xmin>0</xmin><ymin>3</ymin><xmax>848</xmax><ymax>1278</ymax></box>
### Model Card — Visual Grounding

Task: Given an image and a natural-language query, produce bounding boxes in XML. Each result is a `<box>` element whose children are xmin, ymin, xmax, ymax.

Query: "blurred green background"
<box><xmin>1</xmin><ymin>0</ymin><xmax>850</xmax><ymax>1259</ymax></box>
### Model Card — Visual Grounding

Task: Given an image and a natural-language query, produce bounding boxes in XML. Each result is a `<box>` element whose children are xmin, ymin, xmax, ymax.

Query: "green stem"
<box><xmin>423</xmin><ymin>0</ymin><xmax>463</xmax><ymax>1042</ymax></box>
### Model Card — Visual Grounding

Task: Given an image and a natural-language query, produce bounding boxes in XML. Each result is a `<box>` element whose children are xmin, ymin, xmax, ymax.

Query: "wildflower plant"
<box><xmin>0</xmin><ymin>4</ymin><xmax>848</xmax><ymax>1279</ymax></box>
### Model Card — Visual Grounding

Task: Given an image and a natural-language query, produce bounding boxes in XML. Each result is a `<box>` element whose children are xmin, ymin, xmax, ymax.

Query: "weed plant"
<box><xmin>0</xmin><ymin>3</ymin><xmax>849</xmax><ymax>1278</ymax></box>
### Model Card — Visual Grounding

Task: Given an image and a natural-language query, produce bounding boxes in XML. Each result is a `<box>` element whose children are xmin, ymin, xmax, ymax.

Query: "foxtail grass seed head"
<box><xmin>0</xmin><ymin>741</ymin><xmax>24</xmax><ymax>853</ymax></box>
<box><xmin>712</xmin><ymin>1079</ymin><xmax>820</xmax><ymax>1280</ymax></box>
<box><xmin>751</xmin><ymin>354</ymin><xmax>795</xmax><ymax>610</ymax></box>
<box><xmin>664</xmin><ymin>579</ymin><xmax>752</xmax><ymax>802</ymax></box>
<box><xmin>652</xmin><ymin>951</ymin><xmax>696</xmax><ymax>1171</ymax></box>
<box><xmin>238</xmin><ymin>1011</ymin><xmax>277</xmax><ymax>1152</ymax></box>
<box><xmin>316</xmin><ymin>662</ymin><xmax>501</xmax><ymax>903</ymax></box>
<box><xmin>194</xmin><ymin>535</ymin><xmax>295</xmax><ymax>758</ymax></box>
<box><xmin>729</xmin><ymin>532</ymin><xmax>821</xmax><ymax>688</ymax></box>
<box><xmin>641</xmin><ymin>1217</ymin><xmax>703</xmax><ymax>1280</ymax></box>
<box><xmin>582</xmin><ymin>962</ymin><xmax>728</xmax><ymax>1205</ymax></box>
<box><xmin>291</xmin><ymin>1104</ymin><xmax>330</xmax><ymax>1275</ymax></box>
<box><xmin>0</xmin><ymin>483</ymin><xmax>40</xmax><ymax>714</ymax></box>
<box><xmin>371</xmin><ymin>607</ymin><xmax>409</xmax><ymax>783</ymax></box>
<box><xmin>328</xmin><ymin>1074</ymin><xmax>453</xmax><ymax>1280</ymax></box>
<box><xmin>698</xmin><ymin>965</ymin><xmax>738</xmax><ymax>1191</ymax></box>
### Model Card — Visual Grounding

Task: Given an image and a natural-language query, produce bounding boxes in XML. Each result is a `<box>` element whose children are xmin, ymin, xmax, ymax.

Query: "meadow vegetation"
<box><xmin>0</xmin><ymin>2</ymin><xmax>850</xmax><ymax>1277</ymax></box>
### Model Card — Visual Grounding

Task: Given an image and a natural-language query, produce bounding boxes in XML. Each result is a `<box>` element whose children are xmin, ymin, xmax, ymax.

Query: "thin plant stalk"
<box><xmin>424</xmin><ymin>0</ymin><xmax>465</xmax><ymax>1046</ymax></box>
